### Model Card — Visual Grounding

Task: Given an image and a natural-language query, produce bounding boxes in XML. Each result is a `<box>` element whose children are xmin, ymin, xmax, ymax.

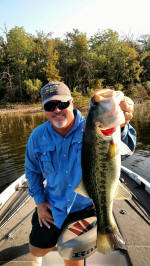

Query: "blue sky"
<box><xmin>0</xmin><ymin>0</ymin><xmax>150</xmax><ymax>39</ymax></box>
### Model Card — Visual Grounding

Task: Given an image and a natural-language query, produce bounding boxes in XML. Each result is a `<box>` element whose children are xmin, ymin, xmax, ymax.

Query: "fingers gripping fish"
<box><xmin>75</xmin><ymin>89</ymin><xmax>132</xmax><ymax>254</ymax></box>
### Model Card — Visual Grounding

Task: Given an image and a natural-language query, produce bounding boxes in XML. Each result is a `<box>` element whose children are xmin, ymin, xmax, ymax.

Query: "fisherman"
<box><xmin>25</xmin><ymin>81</ymin><xmax>136</xmax><ymax>266</ymax></box>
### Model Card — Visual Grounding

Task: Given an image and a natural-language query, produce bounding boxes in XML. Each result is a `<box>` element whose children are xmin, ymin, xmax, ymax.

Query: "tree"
<box><xmin>89</xmin><ymin>29</ymin><xmax>143</xmax><ymax>90</ymax></box>
<box><xmin>6</xmin><ymin>26</ymin><xmax>34</xmax><ymax>100</ymax></box>
<box><xmin>43</xmin><ymin>38</ymin><xmax>61</xmax><ymax>81</ymax></box>
<box><xmin>24</xmin><ymin>79</ymin><xmax>42</xmax><ymax>102</ymax></box>
<box><xmin>56</xmin><ymin>29</ymin><xmax>93</xmax><ymax>92</ymax></box>
<box><xmin>0</xmin><ymin>26</ymin><xmax>149</xmax><ymax>102</ymax></box>
<box><xmin>30</xmin><ymin>32</ymin><xmax>61</xmax><ymax>83</ymax></box>
<box><xmin>0</xmin><ymin>29</ymin><xmax>15</xmax><ymax>101</ymax></box>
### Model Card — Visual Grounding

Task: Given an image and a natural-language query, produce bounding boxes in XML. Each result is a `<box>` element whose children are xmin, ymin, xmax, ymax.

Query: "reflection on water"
<box><xmin>0</xmin><ymin>112</ymin><xmax>46</xmax><ymax>192</ymax></box>
<box><xmin>0</xmin><ymin>102</ymin><xmax>150</xmax><ymax>192</ymax></box>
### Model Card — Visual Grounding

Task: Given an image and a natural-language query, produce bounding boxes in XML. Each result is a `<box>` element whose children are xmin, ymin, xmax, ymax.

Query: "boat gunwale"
<box><xmin>0</xmin><ymin>174</ymin><xmax>27</xmax><ymax>209</ymax></box>
<box><xmin>1</xmin><ymin>167</ymin><xmax>150</xmax><ymax>210</ymax></box>
<box><xmin>121</xmin><ymin>166</ymin><xmax>150</xmax><ymax>194</ymax></box>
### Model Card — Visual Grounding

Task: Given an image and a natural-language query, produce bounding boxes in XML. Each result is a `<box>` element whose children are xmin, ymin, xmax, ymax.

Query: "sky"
<box><xmin>0</xmin><ymin>0</ymin><xmax>150</xmax><ymax>40</ymax></box>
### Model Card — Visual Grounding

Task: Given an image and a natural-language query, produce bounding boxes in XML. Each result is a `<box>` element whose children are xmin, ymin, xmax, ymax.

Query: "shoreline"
<box><xmin>0</xmin><ymin>104</ymin><xmax>43</xmax><ymax>114</ymax></box>
<box><xmin>0</xmin><ymin>103</ymin><xmax>88</xmax><ymax>115</ymax></box>
<box><xmin>0</xmin><ymin>100</ymin><xmax>148</xmax><ymax>115</ymax></box>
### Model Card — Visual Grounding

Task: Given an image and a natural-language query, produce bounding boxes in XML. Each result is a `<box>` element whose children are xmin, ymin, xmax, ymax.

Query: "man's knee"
<box><xmin>29</xmin><ymin>243</ymin><xmax>55</xmax><ymax>257</ymax></box>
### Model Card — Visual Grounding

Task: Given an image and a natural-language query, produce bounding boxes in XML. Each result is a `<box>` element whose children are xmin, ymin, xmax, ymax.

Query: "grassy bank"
<box><xmin>0</xmin><ymin>92</ymin><xmax>91</xmax><ymax>115</ymax></box>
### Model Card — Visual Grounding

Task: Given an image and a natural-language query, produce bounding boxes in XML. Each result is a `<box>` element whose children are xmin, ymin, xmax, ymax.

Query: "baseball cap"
<box><xmin>41</xmin><ymin>81</ymin><xmax>72</xmax><ymax>106</ymax></box>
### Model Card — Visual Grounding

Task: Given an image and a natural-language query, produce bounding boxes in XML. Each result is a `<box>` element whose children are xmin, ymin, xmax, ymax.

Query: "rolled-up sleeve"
<box><xmin>121</xmin><ymin>124</ymin><xmax>136</xmax><ymax>153</ymax></box>
<box><xmin>25</xmin><ymin>136</ymin><xmax>46</xmax><ymax>205</ymax></box>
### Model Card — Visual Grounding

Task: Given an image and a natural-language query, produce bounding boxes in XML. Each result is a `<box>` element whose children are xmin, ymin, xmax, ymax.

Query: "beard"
<box><xmin>52</xmin><ymin>119</ymin><xmax>68</xmax><ymax>128</ymax></box>
<box><xmin>51</xmin><ymin>112</ymin><xmax>68</xmax><ymax>128</ymax></box>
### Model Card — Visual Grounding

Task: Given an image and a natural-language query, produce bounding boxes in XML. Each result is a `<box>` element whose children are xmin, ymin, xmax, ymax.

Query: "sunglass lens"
<box><xmin>44</xmin><ymin>101</ymin><xmax>70</xmax><ymax>112</ymax></box>
<box><xmin>44</xmin><ymin>102</ymin><xmax>57</xmax><ymax>112</ymax></box>
<box><xmin>57</xmin><ymin>101</ymin><xmax>70</xmax><ymax>110</ymax></box>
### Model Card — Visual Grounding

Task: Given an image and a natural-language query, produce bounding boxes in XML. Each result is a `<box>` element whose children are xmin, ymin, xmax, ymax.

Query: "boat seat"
<box><xmin>57</xmin><ymin>216</ymin><xmax>97</xmax><ymax>260</ymax></box>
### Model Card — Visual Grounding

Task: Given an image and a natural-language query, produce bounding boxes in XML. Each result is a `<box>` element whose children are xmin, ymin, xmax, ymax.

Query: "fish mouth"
<box><xmin>95</xmin><ymin>122</ymin><xmax>116</xmax><ymax>136</ymax></box>
<box><xmin>101</xmin><ymin>128</ymin><xmax>116</xmax><ymax>136</ymax></box>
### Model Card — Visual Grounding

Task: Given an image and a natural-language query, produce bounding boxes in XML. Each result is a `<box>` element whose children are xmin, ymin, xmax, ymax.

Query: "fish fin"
<box><xmin>120</xmin><ymin>141</ymin><xmax>133</xmax><ymax>156</ymax></box>
<box><xmin>114</xmin><ymin>181</ymin><xmax>132</xmax><ymax>200</ymax></box>
<box><xmin>108</xmin><ymin>143</ymin><xmax>117</xmax><ymax>158</ymax></box>
<box><xmin>74</xmin><ymin>179</ymin><xmax>89</xmax><ymax>197</ymax></box>
<box><xmin>97</xmin><ymin>230</ymin><xmax>126</xmax><ymax>254</ymax></box>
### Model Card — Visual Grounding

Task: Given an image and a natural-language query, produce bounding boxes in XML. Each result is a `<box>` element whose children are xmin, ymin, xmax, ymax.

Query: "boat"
<box><xmin>0</xmin><ymin>166</ymin><xmax>150</xmax><ymax>266</ymax></box>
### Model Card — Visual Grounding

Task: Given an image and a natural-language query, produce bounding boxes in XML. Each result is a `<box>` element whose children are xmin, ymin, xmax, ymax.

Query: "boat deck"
<box><xmin>0</xmin><ymin>172</ymin><xmax>150</xmax><ymax>266</ymax></box>
<box><xmin>113</xmin><ymin>171</ymin><xmax>150</xmax><ymax>266</ymax></box>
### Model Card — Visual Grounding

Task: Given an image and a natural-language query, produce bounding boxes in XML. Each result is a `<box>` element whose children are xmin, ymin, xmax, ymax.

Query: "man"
<box><xmin>25</xmin><ymin>81</ymin><xmax>136</xmax><ymax>266</ymax></box>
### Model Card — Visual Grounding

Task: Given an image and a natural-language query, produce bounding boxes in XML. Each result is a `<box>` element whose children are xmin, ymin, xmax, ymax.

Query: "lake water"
<box><xmin>0</xmin><ymin>103</ymin><xmax>150</xmax><ymax>193</ymax></box>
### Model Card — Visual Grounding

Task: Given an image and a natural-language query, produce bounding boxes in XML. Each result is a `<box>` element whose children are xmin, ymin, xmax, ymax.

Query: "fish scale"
<box><xmin>82</xmin><ymin>134</ymin><xmax>110</xmax><ymax>229</ymax></box>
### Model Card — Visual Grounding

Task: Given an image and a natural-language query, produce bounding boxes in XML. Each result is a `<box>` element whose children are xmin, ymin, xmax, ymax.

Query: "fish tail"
<box><xmin>97</xmin><ymin>231</ymin><xmax>126</xmax><ymax>254</ymax></box>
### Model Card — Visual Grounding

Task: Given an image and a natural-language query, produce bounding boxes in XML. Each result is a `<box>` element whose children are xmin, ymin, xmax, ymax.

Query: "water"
<box><xmin>0</xmin><ymin>103</ymin><xmax>150</xmax><ymax>193</ymax></box>
<box><xmin>122</xmin><ymin>102</ymin><xmax>150</xmax><ymax>181</ymax></box>
<box><xmin>0</xmin><ymin>112</ymin><xmax>46</xmax><ymax>192</ymax></box>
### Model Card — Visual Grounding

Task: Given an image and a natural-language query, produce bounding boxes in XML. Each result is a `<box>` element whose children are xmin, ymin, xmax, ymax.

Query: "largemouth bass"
<box><xmin>76</xmin><ymin>89</ymin><xmax>132</xmax><ymax>254</ymax></box>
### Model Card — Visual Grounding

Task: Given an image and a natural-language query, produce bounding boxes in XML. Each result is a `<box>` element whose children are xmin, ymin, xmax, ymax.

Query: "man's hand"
<box><xmin>37</xmin><ymin>201</ymin><xmax>54</xmax><ymax>229</ymax></box>
<box><xmin>120</xmin><ymin>96</ymin><xmax>134</xmax><ymax>127</ymax></box>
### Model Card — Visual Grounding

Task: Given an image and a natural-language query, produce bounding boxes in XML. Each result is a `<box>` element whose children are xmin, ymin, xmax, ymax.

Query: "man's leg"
<box><xmin>30</xmin><ymin>243</ymin><xmax>83</xmax><ymax>265</ymax></box>
<box><xmin>29</xmin><ymin>209</ymin><xmax>61</xmax><ymax>257</ymax></box>
<box><xmin>64</xmin><ymin>259</ymin><xmax>83</xmax><ymax>266</ymax></box>
<box><xmin>29</xmin><ymin>243</ymin><xmax>55</xmax><ymax>257</ymax></box>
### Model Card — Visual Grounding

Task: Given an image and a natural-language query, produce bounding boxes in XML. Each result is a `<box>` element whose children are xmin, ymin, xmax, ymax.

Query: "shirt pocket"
<box><xmin>71</xmin><ymin>139</ymin><xmax>82</xmax><ymax>166</ymax></box>
<box><xmin>36</xmin><ymin>146</ymin><xmax>55</xmax><ymax>175</ymax></box>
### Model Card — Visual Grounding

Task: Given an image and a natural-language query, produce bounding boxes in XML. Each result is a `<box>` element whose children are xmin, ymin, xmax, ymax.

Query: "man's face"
<box><xmin>45</xmin><ymin>100</ymin><xmax>74</xmax><ymax>130</ymax></box>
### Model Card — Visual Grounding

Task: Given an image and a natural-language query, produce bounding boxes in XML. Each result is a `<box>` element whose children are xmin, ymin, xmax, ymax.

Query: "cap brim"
<box><xmin>43</xmin><ymin>95</ymin><xmax>72</xmax><ymax>106</ymax></box>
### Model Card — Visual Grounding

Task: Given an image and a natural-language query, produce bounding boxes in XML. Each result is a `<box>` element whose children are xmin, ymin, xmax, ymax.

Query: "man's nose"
<box><xmin>53</xmin><ymin>106</ymin><xmax>61</xmax><ymax>112</ymax></box>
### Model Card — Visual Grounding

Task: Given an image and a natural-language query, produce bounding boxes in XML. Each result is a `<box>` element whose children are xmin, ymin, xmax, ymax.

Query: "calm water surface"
<box><xmin>0</xmin><ymin>103</ymin><xmax>150</xmax><ymax>193</ymax></box>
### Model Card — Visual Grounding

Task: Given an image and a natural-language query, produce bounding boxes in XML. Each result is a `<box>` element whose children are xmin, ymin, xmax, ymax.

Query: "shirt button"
<box><xmin>64</xmin><ymin>154</ymin><xmax>66</xmax><ymax>157</ymax></box>
<box><xmin>67</xmin><ymin>199</ymin><xmax>70</xmax><ymax>202</ymax></box>
<box><xmin>65</xmin><ymin>170</ymin><xmax>68</xmax><ymax>174</ymax></box>
<box><xmin>68</xmin><ymin>184</ymin><xmax>72</xmax><ymax>187</ymax></box>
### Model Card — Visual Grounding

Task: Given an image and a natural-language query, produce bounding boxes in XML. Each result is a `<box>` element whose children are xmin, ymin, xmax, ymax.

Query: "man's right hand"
<box><xmin>37</xmin><ymin>201</ymin><xmax>54</xmax><ymax>229</ymax></box>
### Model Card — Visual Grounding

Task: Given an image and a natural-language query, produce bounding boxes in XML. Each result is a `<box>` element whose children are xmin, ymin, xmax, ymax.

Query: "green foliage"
<box><xmin>71</xmin><ymin>90</ymin><xmax>90</xmax><ymax>109</ymax></box>
<box><xmin>24</xmin><ymin>79</ymin><xmax>42</xmax><ymax>103</ymax></box>
<box><xmin>86</xmin><ymin>87</ymin><xmax>94</xmax><ymax>97</ymax></box>
<box><xmin>143</xmin><ymin>81</ymin><xmax>150</xmax><ymax>95</ymax></box>
<box><xmin>89</xmin><ymin>30</ymin><xmax>143</xmax><ymax>88</ymax></box>
<box><xmin>126</xmin><ymin>83</ymin><xmax>148</xmax><ymax>98</ymax></box>
<box><xmin>114</xmin><ymin>83</ymin><xmax>124</xmax><ymax>91</ymax></box>
<box><xmin>0</xmin><ymin>27</ymin><xmax>150</xmax><ymax>102</ymax></box>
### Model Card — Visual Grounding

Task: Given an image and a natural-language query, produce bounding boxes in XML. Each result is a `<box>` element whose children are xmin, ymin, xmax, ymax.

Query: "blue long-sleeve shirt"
<box><xmin>25</xmin><ymin>109</ymin><xmax>136</xmax><ymax>229</ymax></box>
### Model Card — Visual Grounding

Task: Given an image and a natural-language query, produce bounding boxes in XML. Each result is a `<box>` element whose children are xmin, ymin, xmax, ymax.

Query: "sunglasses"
<box><xmin>44</xmin><ymin>100</ymin><xmax>71</xmax><ymax>112</ymax></box>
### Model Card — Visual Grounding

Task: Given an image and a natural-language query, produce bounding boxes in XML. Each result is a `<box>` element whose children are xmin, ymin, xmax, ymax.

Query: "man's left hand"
<box><xmin>120</xmin><ymin>96</ymin><xmax>134</xmax><ymax>127</ymax></box>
